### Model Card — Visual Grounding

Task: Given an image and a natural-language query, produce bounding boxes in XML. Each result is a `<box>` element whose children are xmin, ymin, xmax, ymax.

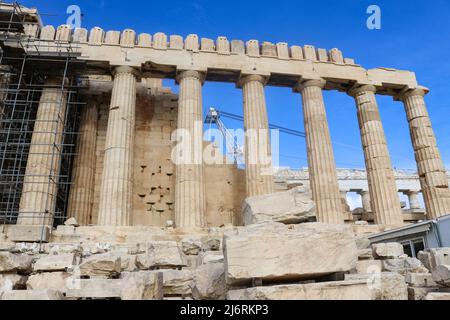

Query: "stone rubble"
<box><xmin>1</xmin><ymin>222</ymin><xmax>450</xmax><ymax>300</ymax></box>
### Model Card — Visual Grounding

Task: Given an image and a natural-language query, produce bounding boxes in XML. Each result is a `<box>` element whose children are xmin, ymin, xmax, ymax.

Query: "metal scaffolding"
<box><xmin>0</xmin><ymin>1</ymin><xmax>84</xmax><ymax>227</ymax></box>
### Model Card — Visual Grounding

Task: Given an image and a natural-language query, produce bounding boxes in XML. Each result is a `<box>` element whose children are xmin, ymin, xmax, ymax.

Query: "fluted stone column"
<box><xmin>241</xmin><ymin>75</ymin><xmax>274</xmax><ymax>197</ymax></box>
<box><xmin>18</xmin><ymin>79</ymin><xmax>67</xmax><ymax>226</ymax></box>
<box><xmin>406</xmin><ymin>191</ymin><xmax>421</xmax><ymax>210</ymax></box>
<box><xmin>398</xmin><ymin>88</ymin><xmax>450</xmax><ymax>219</ymax></box>
<box><xmin>359</xmin><ymin>190</ymin><xmax>372</xmax><ymax>212</ymax></box>
<box><xmin>349</xmin><ymin>85</ymin><xmax>402</xmax><ymax>225</ymax></box>
<box><xmin>97</xmin><ymin>66</ymin><xmax>137</xmax><ymax>226</ymax></box>
<box><xmin>297</xmin><ymin>79</ymin><xmax>343</xmax><ymax>223</ymax></box>
<box><xmin>67</xmin><ymin>98</ymin><xmax>98</xmax><ymax>225</ymax></box>
<box><xmin>174</xmin><ymin>70</ymin><xmax>206</xmax><ymax>229</ymax></box>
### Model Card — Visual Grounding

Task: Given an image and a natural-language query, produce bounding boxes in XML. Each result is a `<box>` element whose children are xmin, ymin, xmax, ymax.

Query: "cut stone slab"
<box><xmin>425</xmin><ymin>292</ymin><xmax>450</xmax><ymax>300</ymax></box>
<box><xmin>0</xmin><ymin>252</ymin><xmax>33</xmax><ymax>273</ymax></box>
<box><xmin>405</xmin><ymin>273</ymin><xmax>437</xmax><ymax>287</ymax></box>
<box><xmin>79</xmin><ymin>253</ymin><xmax>121</xmax><ymax>276</ymax></box>
<box><xmin>193</xmin><ymin>262</ymin><xmax>226</xmax><ymax>300</ymax></box>
<box><xmin>1</xmin><ymin>289</ymin><xmax>63</xmax><ymax>300</ymax></box>
<box><xmin>227</xmin><ymin>280</ymin><xmax>376</xmax><ymax>300</ymax></box>
<box><xmin>120</xmin><ymin>271</ymin><xmax>163</xmax><ymax>300</ymax></box>
<box><xmin>7</xmin><ymin>225</ymin><xmax>51</xmax><ymax>243</ymax></box>
<box><xmin>407</xmin><ymin>286</ymin><xmax>449</xmax><ymax>300</ymax></box>
<box><xmin>27</xmin><ymin>272</ymin><xmax>71</xmax><ymax>292</ymax></box>
<box><xmin>33</xmin><ymin>254</ymin><xmax>77</xmax><ymax>272</ymax></box>
<box><xmin>432</xmin><ymin>265</ymin><xmax>450</xmax><ymax>287</ymax></box>
<box><xmin>224</xmin><ymin>222</ymin><xmax>357</xmax><ymax>285</ymax></box>
<box><xmin>418</xmin><ymin>248</ymin><xmax>450</xmax><ymax>272</ymax></box>
<box><xmin>66</xmin><ymin>279</ymin><xmax>123</xmax><ymax>299</ymax></box>
<box><xmin>382</xmin><ymin>258</ymin><xmax>428</xmax><ymax>275</ymax></box>
<box><xmin>0</xmin><ymin>274</ymin><xmax>27</xmax><ymax>290</ymax></box>
<box><xmin>147</xmin><ymin>241</ymin><xmax>186</xmax><ymax>268</ymax></box>
<box><xmin>355</xmin><ymin>260</ymin><xmax>382</xmax><ymax>274</ymax></box>
<box><xmin>372</xmin><ymin>243</ymin><xmax>404</xmax><ymax>259</ymax></box>
<box><xmin>344</xmin><ymin>272</ymin><xmax>407</xmax><ymax>300</ymax></box>
<box><xmin>159</xmin><ymin>269</ymin><xmax>193</xmax><ymax>296</ymax></box>
<box><xmin>242</xmin><ymin>187</ymin><xmax>315</xmax><ymax>225</ymax></box>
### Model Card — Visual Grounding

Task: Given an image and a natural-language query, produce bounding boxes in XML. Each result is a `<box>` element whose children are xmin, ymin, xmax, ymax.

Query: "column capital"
<box><xmin>348</xmin><ymin>84</ymin><xmax>377</xmax><ymax>97</ymax></box>
<box><xmin>394</xmin><ymin>86</ymin><xmax>429</xmax><ymax>101</ymax></box>
<box><xmin>294</xmin><ymin>79</ymin><xmax>326</xmax><ymax>92</ymax></box>
<box><xmin>176</xmin><ymin>70</ymin><xmax>206</xmax><ymax>84</ymax></box>
<box><xmin>237</xmin><ymin>74</ymin><xmax>268</xmax><ymax>88</ymax></box>
<box><xmin>112</xmin><ymin>66</ymin><xmax>140</xmax><ymax>78</ymax></box>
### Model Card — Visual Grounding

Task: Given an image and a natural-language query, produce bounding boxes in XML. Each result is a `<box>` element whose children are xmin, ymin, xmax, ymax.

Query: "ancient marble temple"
<box><xmin>0</xmin><ymin>3</ymin><xmax>449</xmax><ymax>243</ymax></box>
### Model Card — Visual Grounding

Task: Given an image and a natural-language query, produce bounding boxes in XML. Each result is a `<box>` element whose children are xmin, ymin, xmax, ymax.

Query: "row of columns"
<box><xmin>347</xmin><ymin>189</ymin><xmax>422</xmax><ymax>213</ymax></box>
<box><xmin>16</xmin><ymin>66</ymin><xmax>450</xmax><ymax>228</ymax></box>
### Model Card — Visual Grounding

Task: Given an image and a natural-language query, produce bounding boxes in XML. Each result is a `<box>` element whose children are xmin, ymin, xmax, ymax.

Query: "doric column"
<box><xmin>174</xmin><ymin>70</ymin><xmax>206</xmax><ymax>229</ymax></box>
<box><xmin>349</xmin><ymin>85</ymin><xmax>402</xmax><ymax>225</ymax></box>
<box><xmin>97</xmin><ymin>66</ymin><xmax>137</xmax><ymax>226</ymax></box>
<box><xmin>241</xmin><ymin>75</ymin><xmax>274</xmax><ymax>197</ymax></box>
<box><xmin>296</xmin><ymin>79</ymin><xmax>343</xmax><ymax>223</ymax></box>
<box><xmin>18</xmin><ymin>78</ymin><xmax>67</xmax><ymax>226</ymax></box>
<box><xmin>359</xmin><ymin>190</ymin><xmax>372</xmax><ymax>212</ymax></box>
<box><xmin>67</xmin><ymin>97</ymin><xmax>98</xmax><ymax>225</ymax></box>
<box><xmin>406</xmin><ymin>190</ymin><xmax>421</xmax><ymax>210</ymax></box>
<box><xmin>398</xmin><ymin>88</ymin><xmax>450</xmax><ymax>219</ymax></box>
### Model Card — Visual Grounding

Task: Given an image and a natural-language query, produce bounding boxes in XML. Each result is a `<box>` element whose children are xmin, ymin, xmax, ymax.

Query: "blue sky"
<box><xmin>21</xmin><ymin>0</ymin><xmax>450</xmax><ymax>171</ymax></box>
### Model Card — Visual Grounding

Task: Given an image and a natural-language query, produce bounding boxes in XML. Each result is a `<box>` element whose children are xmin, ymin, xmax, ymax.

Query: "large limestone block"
<box><xmin>159</xmin><ymin>269</ymin><xmax>193</xmax><ymax>296</ymax></box>
<box><xmin>66</xmin><ymin>279</ymin><xmax>122</xmax><ymax>299</ymax></box>
<box><xmin>33</xmin><ymin>254</ymin><xmax>77</xmax><ymax>272</ymax></box>
<box><xmin>0</xmin><ymin>252</ymin><xmax>33</xmax><ymax>273</ymax></box>
<box><xmin>425</xmin><ymin>292</ymin><xmax>450</xmax><ymax>300</ymax></box>
<box><xmin>79</xmin><ymin>253</ymin><xmax>121</xmax><ymax>276</ymax></box>
<box><xmin>1</xmin><ymin>289</ymin><xmax>63</xmax><ymax>300</ymax></box>
<box><xmin>418</xmin><ymin>248</ymin><xmax>450</xmax><ymax>272</ymax></box>
<box><xmin>432</xmin><ymin>265</ymin><xmax>450</xmax><ymax>287</ymax></box>
<box><xmin>382</xmin><ymin>258</ymin><xmax>428</xmax><ymax>275</ymax></box>
<box><xmin>227</xmin><ymin>280</ymin><xmax>376</xmax><ymax>300</ymax></box>
<box><xmin>193</xmin><ymin>262</ymin><xmax>226</xmax><ymax>300</ymax></box>
<box><xmin>224</xmin><ymin>222</ymin><xmax>358</xmax><ymax>285</ymax></box>
<box><xmin>0</xmin><ymin>274</ymin><xmax>27</xmax><ymax>290</ymax></box>
<box><xmin>121</xmin><ymin>271</ymin><xmax>163</xmax><ymax>300</ymax></box>
<box><xmin>407</xmin><ymin>286</ymin><xmax>450</xmax><ymax>300</ymax></box>
<box><xmin>242</xmin><ymin>187</ymin><xmax>315</xmax><ymax>225</ymax></box>
<box><xmin>147</xmin><ymin>241</ymin><xmax>185</xmax><ymax>268</ymax></box>
<box><xmin>27</xmin><ymin>272</ymin><xmax>71</xmax><ymax>292</ymax></box>
<box><xmin>372</xmin><ymin>243</ymin><xmax>404</xmax><ymax>259</ymax></box>
<box><xmin>345</xmin><ymin>272</ymin><xmax>407</xmax><ymax>300</ymax></box>
<box><xmin>406</xmin><ymin>273</ymin><xmax>437</xmax><ymax>287</ymax></box>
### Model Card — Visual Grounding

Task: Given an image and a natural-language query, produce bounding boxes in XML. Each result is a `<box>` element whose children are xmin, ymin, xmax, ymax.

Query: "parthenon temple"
<box><xmin>0</xmin><ymin>2</ymin><xmax>450</xmax><ymax>301</ymax></box>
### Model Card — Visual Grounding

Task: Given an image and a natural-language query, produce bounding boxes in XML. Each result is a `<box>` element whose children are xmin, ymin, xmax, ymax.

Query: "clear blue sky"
<box><xmin>21</xmin><ymin>0</ymin><xmax>450</xmax><ymax>171</ymax></box>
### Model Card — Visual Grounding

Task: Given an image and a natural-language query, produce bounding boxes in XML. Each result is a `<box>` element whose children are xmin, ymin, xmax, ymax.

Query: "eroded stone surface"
<box><xmin>224</xmin><ymin>222</ymin><xmax>357</xmax><ymax>285</ymax></box>
<box><xmin>243</xmin><ymin>187</ymin><xmax>315</xmax><ymax>225</ymax></box>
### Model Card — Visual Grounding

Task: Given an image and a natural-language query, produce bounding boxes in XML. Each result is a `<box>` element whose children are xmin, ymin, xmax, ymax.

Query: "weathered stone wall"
<box><xmin>89</xmin><ymin>85</ymin><xmax>245</xmax><ymax>227</ymax></box>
